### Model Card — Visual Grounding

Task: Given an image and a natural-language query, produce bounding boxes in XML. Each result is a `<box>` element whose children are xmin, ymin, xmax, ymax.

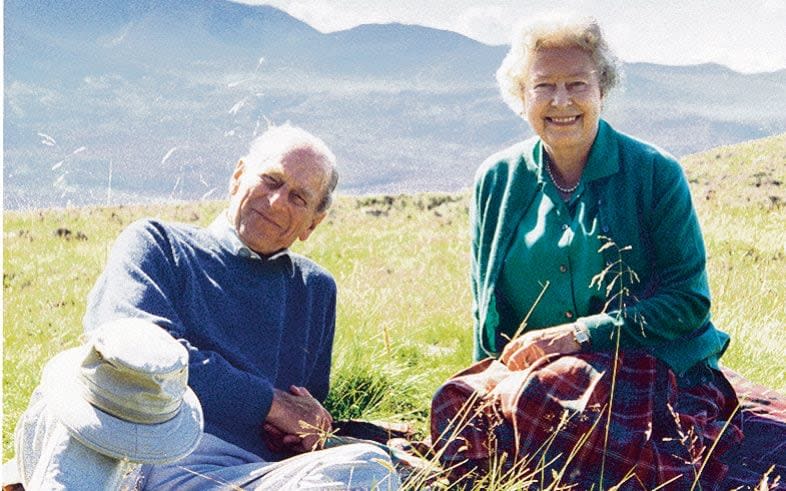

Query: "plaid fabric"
<box><xmin>719</xmin><ymin>368</ymin><xmax>786</xmax><ymax>490</ymax></box>
<box><xmin>431</xmin><ymin>351</ymin><xmax>744</xmax><ymax>490</ymax></box>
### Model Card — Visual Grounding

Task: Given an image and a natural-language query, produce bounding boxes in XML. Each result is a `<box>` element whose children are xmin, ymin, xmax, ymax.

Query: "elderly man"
<box><xmin>82</xmin><ymin>124</ymin><xmax>400</xmax><ymax>489</ymax></box>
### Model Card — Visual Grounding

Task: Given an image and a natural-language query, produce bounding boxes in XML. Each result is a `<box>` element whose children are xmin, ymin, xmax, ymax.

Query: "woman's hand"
<box><xmin>500</xmin><ymin>323</ymin><xmax>582</xmax><ymax>371</ymax></box>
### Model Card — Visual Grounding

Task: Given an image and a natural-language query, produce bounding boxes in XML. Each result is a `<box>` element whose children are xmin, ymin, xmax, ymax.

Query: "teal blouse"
<box><xmin>499</xmin><ymin>180</ymin><xmax>604</xmax><ymax>332</ymax></box>
<box><xmin>471</xmin><ymin>120</ymin><xmax>730</xmax><ymax>378</ymax></box>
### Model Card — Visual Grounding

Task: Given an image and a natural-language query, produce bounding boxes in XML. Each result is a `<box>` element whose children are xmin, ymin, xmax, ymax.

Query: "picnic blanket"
<box><xmin>718</xmin><ymin>368</ymin><xmax>786</xmax><ymax>489</ymax></box>
<box><xmin>430</xmin><ymin>350</ymin><xmax>774</xmax><ymax>490</ymax></box>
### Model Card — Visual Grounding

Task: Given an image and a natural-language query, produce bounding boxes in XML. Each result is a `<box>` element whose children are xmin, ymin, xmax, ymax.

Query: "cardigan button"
<box><xmin>562</xmin><ymin>224</ymin><xmax>569</xmax><ymax>231</ymax></box>
<box><xmin>565</xmin><ymin>311</ymin><xmax>574</xmax><ymax>319</ymax></box>
<box><xmin>559</xmin><ymin>264</ymin><xmax>568</xmax><ymax>273</ymax></box>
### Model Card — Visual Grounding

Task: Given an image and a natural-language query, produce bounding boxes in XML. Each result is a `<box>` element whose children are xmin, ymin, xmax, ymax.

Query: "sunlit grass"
<box><xmin>3</xmin><ymin>135</ymin><xmax>785</xmax><ymax>488</ymax></box>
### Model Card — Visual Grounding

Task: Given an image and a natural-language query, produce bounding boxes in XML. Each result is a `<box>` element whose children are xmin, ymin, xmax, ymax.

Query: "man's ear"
<box><xmin>298</xmin><ymin>211</ymin><xmax>327</xmax><ymax>242</ymax></box>
<box><xmin>229</xmin><ymin>160</ymin><xmax>245</xmax><ymax>196</ymax></box>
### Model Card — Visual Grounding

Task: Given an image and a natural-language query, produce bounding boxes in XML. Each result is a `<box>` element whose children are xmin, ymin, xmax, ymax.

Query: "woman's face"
<box><xmin>523</xmin><ymin>46</ymin><xmax>603</xmax><ymax>156</ymax></box>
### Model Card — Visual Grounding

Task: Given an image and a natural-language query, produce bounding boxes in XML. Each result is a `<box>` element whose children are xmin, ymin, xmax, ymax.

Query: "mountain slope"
<box><xmin>4</xmin><ymin>0</ymin><xmax>786</xmax><ymax>209</ymax></box>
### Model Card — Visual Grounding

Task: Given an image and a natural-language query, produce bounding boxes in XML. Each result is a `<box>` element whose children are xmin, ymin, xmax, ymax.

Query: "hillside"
<box><xmin>683</xmin><ymin>132</ymin><xmax>786</xmax><ymax>209</ymax></box>
<box><xmin>3</xmin><ymin>134</ymin><xmax>785</xmax><ymax>464</ymax></box>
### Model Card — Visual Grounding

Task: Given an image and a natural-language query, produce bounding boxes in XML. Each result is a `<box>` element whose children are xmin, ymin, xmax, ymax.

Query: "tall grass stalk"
<box><xmin>4</xmin><ymin>133</ymin><xmax>785</xmax><ymax>490</ymax></box>
<box><xmin>592</xmin><ymin>238</ymin><xmax>639</xmax><ymax>489</ymax></box>
<box><xmin>688</xmin><ymin>400</ymin><xmax>743</xmax><ymax>491</ymax></box>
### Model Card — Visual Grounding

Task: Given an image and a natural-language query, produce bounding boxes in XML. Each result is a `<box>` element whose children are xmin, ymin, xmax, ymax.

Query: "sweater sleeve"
<box><xmin>470</xmin><ymin>170</ymin><xmax>484</xmax><ymax>359</ymax></box>
<box><xmin>306</xmin><ymin>281</ymin><xmax>336</xmax><ymax>403</ymax></box>
<box><xmin>470</xmin><ymin>157</ymin><xmax>505</xmax><ymax>361</ymax></box>
<box><xmin>581</xmin><ymin>157</ymin><xmax>715</xmax><ymax>371</ymax></box>
<box><xmin>83</xmin><ymin>220</ymin><xmax>275</xmax><ymax>435</ymax></box>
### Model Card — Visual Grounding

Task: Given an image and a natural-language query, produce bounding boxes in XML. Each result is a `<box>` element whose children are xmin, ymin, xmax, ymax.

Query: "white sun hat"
<box><xmin>38</xmin><ymin>318</ymin><xmax>204</xmax><ymax>464</ymax></box>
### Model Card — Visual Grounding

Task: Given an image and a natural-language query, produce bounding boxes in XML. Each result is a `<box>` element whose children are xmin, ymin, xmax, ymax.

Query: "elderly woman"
<box><xmin>430</xmin><ymin>14</ymin><xmax>747</xmax><ymax>488</ymax></box>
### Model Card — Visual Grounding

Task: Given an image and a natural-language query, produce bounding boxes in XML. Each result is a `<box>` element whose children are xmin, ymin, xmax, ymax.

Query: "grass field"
<box><xmin>3</xmin><ymin>133</ymin><xmax>785</xmax><ymax>487</ymax></box>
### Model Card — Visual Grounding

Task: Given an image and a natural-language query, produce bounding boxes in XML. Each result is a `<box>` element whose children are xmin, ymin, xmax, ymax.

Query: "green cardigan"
<box><xmin>471</xmin><ymin>120</ymin><xmax>729</xmax><ymax>376</ymax></box>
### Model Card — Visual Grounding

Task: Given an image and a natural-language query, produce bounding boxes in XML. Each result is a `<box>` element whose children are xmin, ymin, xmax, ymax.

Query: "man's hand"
<box><xmin>264</xmin><ymin>385</ymin><xmax>333</xmax><ymax>454</ymax></box>
<box><xmin>500</xmin><ymin>323</ymin><xmax>581</xmax><ymax>371</ymax></box>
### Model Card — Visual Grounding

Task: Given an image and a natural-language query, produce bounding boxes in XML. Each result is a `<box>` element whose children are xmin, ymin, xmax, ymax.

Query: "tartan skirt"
<box><xmin>430</xmin><ymin>351</ymin><xmax>744</xmax><ymax>490</ymax></box>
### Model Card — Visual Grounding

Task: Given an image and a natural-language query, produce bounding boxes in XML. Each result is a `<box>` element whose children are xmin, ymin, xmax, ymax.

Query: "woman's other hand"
<box><xmin>500</xmin><ymin>324</ymin><xmax>581</xmax><ymax>370</ymax></box>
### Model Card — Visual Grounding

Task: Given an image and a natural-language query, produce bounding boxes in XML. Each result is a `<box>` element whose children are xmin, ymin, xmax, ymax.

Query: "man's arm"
<box><xmin>263</xmin><ymin>268</ymin><xmax>337</xmax><ymax>453</ymax></box>
<box><xmin>83</xmin><ymin>220</ymin><xmax>277</xmax><ymax>446</ymax></box>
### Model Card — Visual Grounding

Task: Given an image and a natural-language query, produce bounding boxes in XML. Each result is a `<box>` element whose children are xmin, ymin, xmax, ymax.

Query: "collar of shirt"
<box><xmin>208</xmin><ymin>211</ymin><xmax>290</xmax><ymax>261</ymax></box>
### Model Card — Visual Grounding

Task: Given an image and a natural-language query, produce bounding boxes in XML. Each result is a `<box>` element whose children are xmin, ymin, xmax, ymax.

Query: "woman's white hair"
<box><xmin>496</xmin><ymin>13</ymin><xmax>622</xmax><ymax>115</ymax></box>
<box><xmin>241</xmin><ymin>123</ymin><xmax>339</xmax><ymax>212</ymax></box>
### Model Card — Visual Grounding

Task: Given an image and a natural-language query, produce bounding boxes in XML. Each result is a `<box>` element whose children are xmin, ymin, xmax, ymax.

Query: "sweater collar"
<box><xmin>535</xmin><ymin>119</ymin><xmax>620</xmax><ymax>184</ymax></box>
<box><xmin>208</xmin><ymin>211</ymin><xmax>290</xmax><ymax>261</ymax></box>
<box><xmin>581</xmin><ymin>119</ymin><xmax>619</xmax><ymax>182</ymax></box>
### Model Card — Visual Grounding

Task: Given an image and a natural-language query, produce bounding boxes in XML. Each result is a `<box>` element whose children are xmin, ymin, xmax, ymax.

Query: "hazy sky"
<box><xmin>235</xmin><ymin>0</ymin><xmax>786</xmax><ymax>74</ymax></box>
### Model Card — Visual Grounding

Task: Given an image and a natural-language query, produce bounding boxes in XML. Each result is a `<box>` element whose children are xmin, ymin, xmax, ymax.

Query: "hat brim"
<box><xmin>42</xmin><ymin>348</ymin><xmax>204</xmax><ymax>464</ymax></box>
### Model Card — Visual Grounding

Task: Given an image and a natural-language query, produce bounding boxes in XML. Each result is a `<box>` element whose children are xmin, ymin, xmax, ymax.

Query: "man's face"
<box><xmin>227</xmin><ymin>147</ymin><xmax>329</xmax><ymax>255</ymax></box>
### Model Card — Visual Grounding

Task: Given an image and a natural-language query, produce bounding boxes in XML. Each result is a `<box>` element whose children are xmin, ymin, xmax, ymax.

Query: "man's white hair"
<box><xmin>242</xmin><ymin>124</ymin><xmax>339</xmax><ymax>212</ymax></box>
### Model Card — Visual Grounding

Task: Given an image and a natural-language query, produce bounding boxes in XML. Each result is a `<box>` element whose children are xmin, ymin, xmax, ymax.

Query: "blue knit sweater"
<box><xmin>83</xmin><ymin>218</ymin><xmax>337</xmax><ymax>461</ymax></box>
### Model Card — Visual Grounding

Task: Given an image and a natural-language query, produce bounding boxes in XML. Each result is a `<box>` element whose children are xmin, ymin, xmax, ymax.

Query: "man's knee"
<box><xmin>331</xmin><ymin>441</ymin><xmax>390</xmax><ymax>463</ymax></box>
<box><xmin>315</xmin><ymin>443</ymin><xmax>400</xmax><ymax>489</ymax></box>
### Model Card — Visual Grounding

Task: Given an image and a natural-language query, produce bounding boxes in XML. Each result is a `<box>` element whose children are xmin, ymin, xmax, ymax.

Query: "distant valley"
<box><xmin>4</xmin><ymin>0</ymin><xmax>786</xmax><ymax>209</ymax></box>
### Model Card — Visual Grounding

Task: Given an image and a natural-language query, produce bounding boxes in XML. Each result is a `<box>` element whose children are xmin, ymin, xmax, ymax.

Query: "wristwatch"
<box><xmin>572</xmin><ymin>320</ymin><xmax>591</xmax><ymax>352</ymax></box>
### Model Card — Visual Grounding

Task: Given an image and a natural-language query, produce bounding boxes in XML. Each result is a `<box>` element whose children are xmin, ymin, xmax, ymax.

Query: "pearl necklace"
<box><xmin>544</xmin><ymin>154</ymin><xmax>581</xmax><ymax>194</ymax></box>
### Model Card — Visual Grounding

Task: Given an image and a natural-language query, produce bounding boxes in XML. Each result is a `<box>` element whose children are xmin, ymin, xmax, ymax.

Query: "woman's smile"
<box><xmin>546</xmin><ymin>115</ymin><xmax>581</xmax><ymax>125</ymax></box>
